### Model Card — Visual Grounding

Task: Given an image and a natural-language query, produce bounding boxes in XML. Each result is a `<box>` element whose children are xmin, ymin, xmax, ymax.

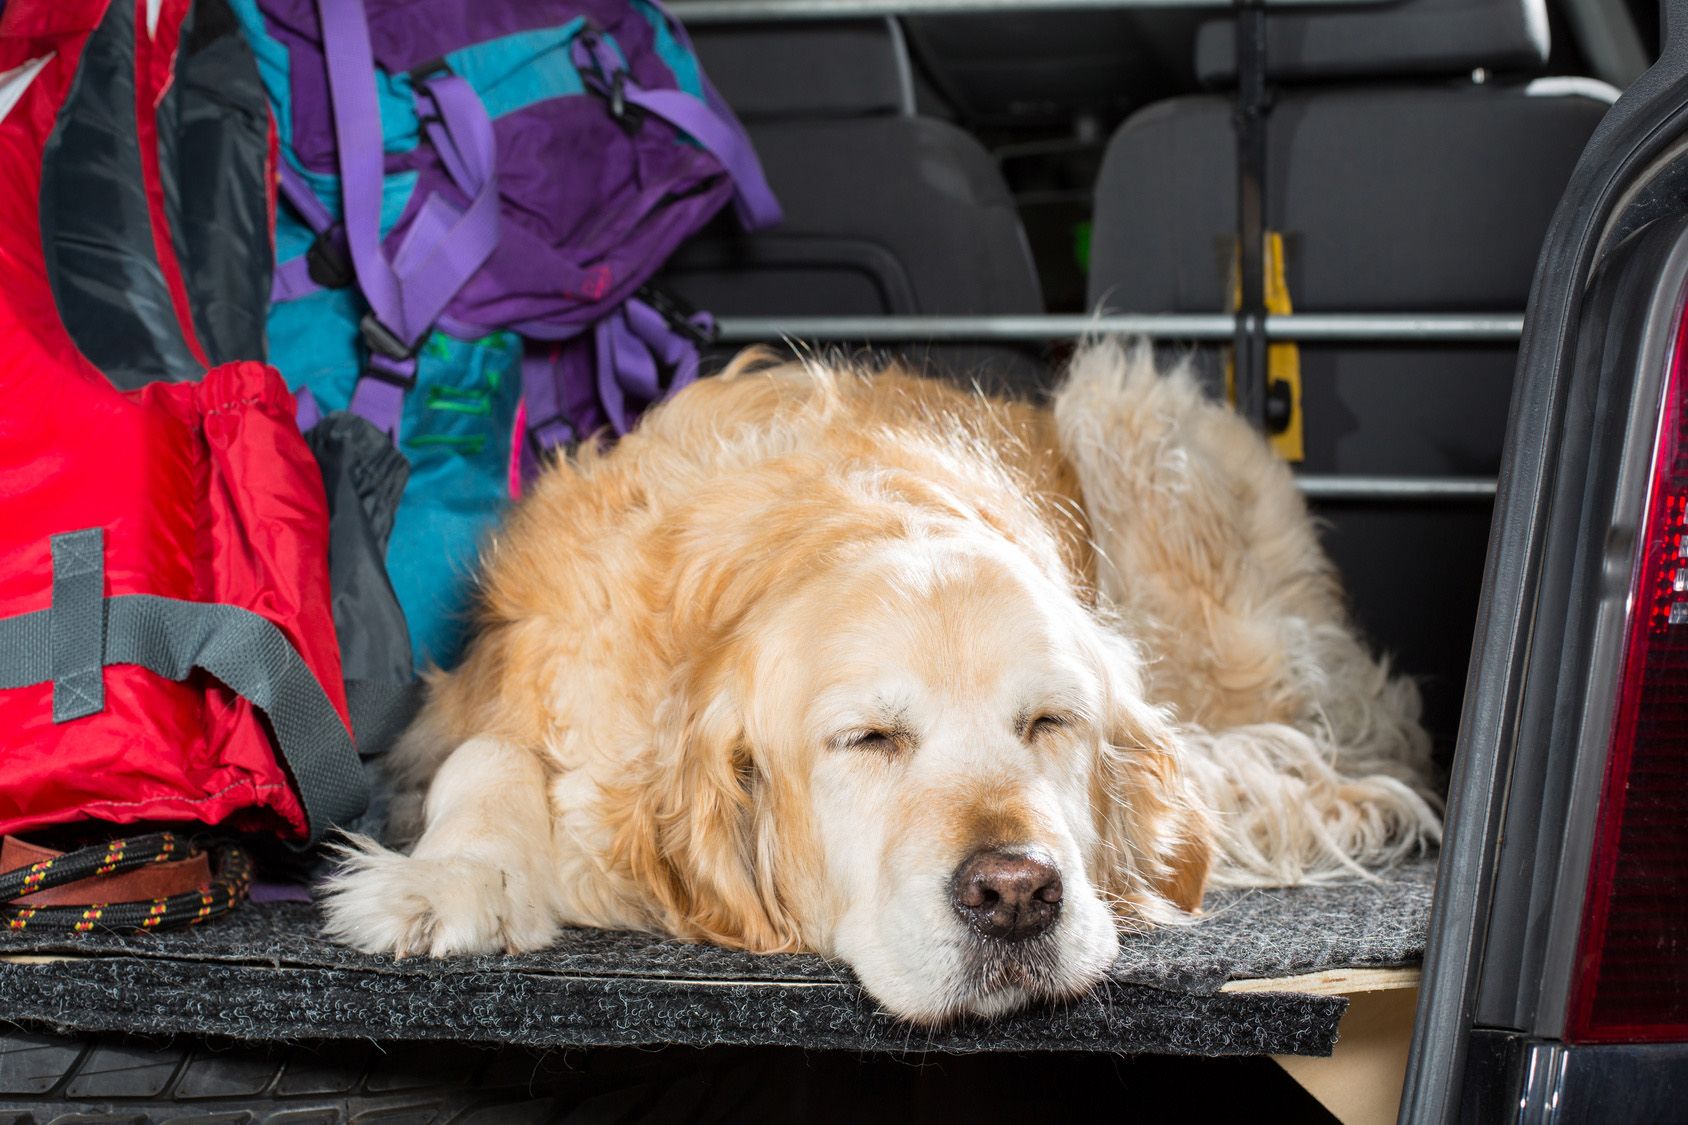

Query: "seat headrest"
<box><xmin>686</xmin><ymin>18</ymin><xmax>914</xmax><ymax>120</ymax></box>
<box><xmin>1194</xmin><ymin>0</ymin><xmax>1550</xmax><ymax>84</ymax></box>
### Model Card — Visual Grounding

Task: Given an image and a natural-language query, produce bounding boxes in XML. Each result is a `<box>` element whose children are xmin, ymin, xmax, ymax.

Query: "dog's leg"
<box><xmin>1175</xmin><ymin>722</ymin><xmax>1440</xmax><ymax>885</ymax></box>
<box><xmin>1055</xmin><ymin>339</ymin><xmax>1439</xmax><ymax>883</ymax></box>
<box><xmin>1054</xmin><ymin>339</ymin><xmax>1348</xmax><ymax>721</ymax></box>
<box><xmin>319</xmin><ymin>736</ymin><xmax>562</xmax><ymax>957</ymax></box>
<box><xmin>377</xmin><ymin>701</ymin><xmax>460</xmax><ymax>850</ymax></box>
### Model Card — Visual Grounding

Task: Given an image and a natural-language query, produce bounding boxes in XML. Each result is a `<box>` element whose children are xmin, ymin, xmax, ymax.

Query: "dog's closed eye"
<box><xmin>1022</xmin><ymin>713</ymin><xmax>1073</xmax><ymax>743</ymax></box>
<box><xmin>832</xmin><ymin>729</ymin><xmax>904</xmax><ymax>754</ymax></box>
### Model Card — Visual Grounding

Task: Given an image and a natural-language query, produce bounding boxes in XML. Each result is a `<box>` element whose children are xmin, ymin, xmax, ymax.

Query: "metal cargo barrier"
<box><xmin>670</xmin><ymin>0</ymin><xmax>1518</xmax><ymax>503</ymax></box>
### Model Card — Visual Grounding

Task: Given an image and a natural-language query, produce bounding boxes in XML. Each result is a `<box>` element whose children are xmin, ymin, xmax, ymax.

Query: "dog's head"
<box><xmin>603</xmin><ymin>443</ymin><xmax>1211</xmax><ymax>1024</ymax></box>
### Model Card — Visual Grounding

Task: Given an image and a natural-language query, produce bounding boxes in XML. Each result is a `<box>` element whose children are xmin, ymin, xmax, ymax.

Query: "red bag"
<box><xmin>0</xmin><ymin>0</ymin><xmax>364</xmax><ymax>843</ymax></box>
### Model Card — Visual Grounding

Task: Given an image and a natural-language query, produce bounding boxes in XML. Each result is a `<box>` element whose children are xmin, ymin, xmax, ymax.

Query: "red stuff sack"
<box><xmin>0</xmin><ymin>0</ymin><xmax>365</xmax><ymax>844</ymax></box>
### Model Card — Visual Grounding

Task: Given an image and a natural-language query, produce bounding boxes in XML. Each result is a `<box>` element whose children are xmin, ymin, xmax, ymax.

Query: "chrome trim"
<box><xmin>672</xmin><ymin>0</ymin><xmax>1390</xmax><ymax>20</ymax></box>
<box><xmin>713</xmin><ymin>313</ymin><xmax>1524</xmax><ymax>342</ymax></box>
<box><xmin>1296</xmin><ymin>476</ymin><xmax>1499</xmax><ymax>502</ymax></box>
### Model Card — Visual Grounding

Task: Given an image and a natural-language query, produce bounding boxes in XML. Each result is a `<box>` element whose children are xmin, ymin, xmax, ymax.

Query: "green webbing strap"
<box><xmin>0</xmin><ymin>532</ymin><xmax>369</xmax><ymax>845</ymax></box>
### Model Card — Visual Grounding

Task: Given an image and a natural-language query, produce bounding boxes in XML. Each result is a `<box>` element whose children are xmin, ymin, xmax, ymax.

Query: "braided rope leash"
<box><xmin>0</xmin><ymin>833</ymin><xmax>252</xmax><ymax>934</ymax></box>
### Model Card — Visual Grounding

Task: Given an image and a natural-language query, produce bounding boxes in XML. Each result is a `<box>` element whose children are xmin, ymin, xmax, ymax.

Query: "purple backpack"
<box><xmin>233</xmin><ymin>0</ymin><xmax>780</xmax><ymax>667</ymax></box>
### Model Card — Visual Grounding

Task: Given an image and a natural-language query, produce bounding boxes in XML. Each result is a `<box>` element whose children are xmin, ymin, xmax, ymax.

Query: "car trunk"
<box><xmin>0</xmin><ymin>0</ymin><xmax>1641</xmax><ymax>1119</ymax></box>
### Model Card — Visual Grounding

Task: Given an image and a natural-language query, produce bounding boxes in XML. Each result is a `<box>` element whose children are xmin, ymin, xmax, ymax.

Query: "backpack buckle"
<box><xmin>359</xmin><ymin>314</ymin><xmax>420</xmax><ymax>365</ymax></box>
<box><xmin>305</xmin><ymin>225</ymin><xmax>352</xmax><ymax>290</ymax></box>
<box><xmin>573</xmin><ymin>28</ymin><xmax>644</xmax><ymax>134</ymax></box>
<box><xmin>410</xmin><ymin>58</ymin><xmax>453</xmax><ymax>132</ymax></box>
<box><xmin>526</xmin><ymin>415</ymin><xmax>579</xmax><ymax>462</ymax></box>
<box><xmin>638</xmin><ymin>285</ymin><xmax>715</xmax><ymax>347</ymax></box>
<box><xmin>604</xmin><ymin>70</ymin><xmax>645</xmax><ymax>135</ymax></box>
<box><xmin>409</xmin><ymin>57</ymin><xmax>451</xmax><ymax>84</ymax></box>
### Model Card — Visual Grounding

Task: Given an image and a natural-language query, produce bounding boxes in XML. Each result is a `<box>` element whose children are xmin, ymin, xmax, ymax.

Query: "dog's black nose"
<box><xmin>950</xmin><ymin>847</ymin><xmax>1062</xmax><ymax>941</ymax></box>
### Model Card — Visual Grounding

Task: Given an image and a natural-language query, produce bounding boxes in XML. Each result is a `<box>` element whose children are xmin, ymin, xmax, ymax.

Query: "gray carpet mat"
<box><xmin>0</xmin><ymin>857</ymin><xmax>1435</xmax><ymax>1058</ymax></box>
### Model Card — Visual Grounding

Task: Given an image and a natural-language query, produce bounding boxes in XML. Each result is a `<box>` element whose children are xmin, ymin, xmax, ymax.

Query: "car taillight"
<box><xmin>1565</xmin><ymin>298</ymin><xmax>1688</xmax><ymax>1043</ymax></box>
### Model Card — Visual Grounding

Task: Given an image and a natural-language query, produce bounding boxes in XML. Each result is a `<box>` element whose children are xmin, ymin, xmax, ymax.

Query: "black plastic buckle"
<box><xmin>575</xmin><ymin>28</ymin><xmax>640</xmax><ymax>130</ymax></box>
<box><xmin>305</xmin><ymin>225</ymin><xmax>352</xmax><ymax>290</ymax></box>
<box><xmin>409</xmin><ymin>57</ymin><xmax>452</xmax><ymax>84</ymax></box>
<box><xmin>359</xmin><ymin>314</ymin><xmax>420</xmax><ymax>365</ymax></box>
<box><xmin>525</xmin><ymin>416</ymin><xmax>580</xmax><ymax>462</ymax></box>
<box><xmin>637</xmin><ymin>285</ymin><xmax>715</xmax><ymax>347</ymax></box>
<box><xmin>602</xmin><ymin>70</ymin><xmax>645</xmax><ymax>135</ymax></box>
<box><xmin>1264</xmin><ymin>378</ymin><xmax>1293</xmax><ymax>435</ymax></box>
<box><xmin>410</xmin><ymin>60</ymin><xmax>453</xmax><ymax>135</ymax></box>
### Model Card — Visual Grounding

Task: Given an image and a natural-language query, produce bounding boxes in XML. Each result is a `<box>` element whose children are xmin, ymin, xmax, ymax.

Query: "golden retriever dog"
<box><xmin>321</xmin><ymin>338</ymin><xmax>1440</xmax><ymax>1024</ymax></box>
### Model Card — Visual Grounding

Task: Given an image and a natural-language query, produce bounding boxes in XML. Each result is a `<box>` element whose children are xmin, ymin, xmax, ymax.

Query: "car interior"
<box><xmin>666</xmin><ymin>0</ymin><xmax>1632</xmax><ymax>760</ymax></box>
<box><xmin>0</xmin><ymin>0</ymin><xmax>1669</xmax><ymax>1119</ymax></box>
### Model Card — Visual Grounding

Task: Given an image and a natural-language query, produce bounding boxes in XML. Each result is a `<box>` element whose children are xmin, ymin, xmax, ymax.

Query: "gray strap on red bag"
<box><xmin>0</xmin><ymin>529</ymin><xmax>368</xmax><ymax>845</ymax></box>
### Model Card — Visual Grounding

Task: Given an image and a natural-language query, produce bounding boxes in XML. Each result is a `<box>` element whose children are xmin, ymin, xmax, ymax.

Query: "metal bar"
<box><xmin>1295</xmin><ymin>475</ymin><xmax>1498</xmax><ymax>501</ymax></box>
<box><xmin>711</xmin><ymin>313</ymin><xmax>1526</xmax><ymax>342</ymax></box>
<box><xmin>672</xmin><ymin>0</ymin><xmax>1390</xmax><ymax>21</ymax></box>
<box><xmin>1232</xmin><ymin>0</ymin><xmax>1270</xmax><ymax>431</ymax></box>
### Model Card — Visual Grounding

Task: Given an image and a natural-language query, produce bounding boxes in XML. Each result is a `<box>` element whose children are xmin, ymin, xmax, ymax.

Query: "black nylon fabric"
<box><xmin>344</xmin><ymin>679</ymin><xmax>423</xmax><ymax>757</ymax></box>
<box><xmin>161</xmin><ymin>0</ymin><xmax>274</xmax><ymax>364</ymax></box>
<box><xmin>40</xmin><ymin>0</ymin><xmax>204</xmax><ymax>388</ymax></box>
<box><xmin>303</xmin><ymin>414</ymin><xmax>414</xmax><ymax>692</ymax></box>
<box><xmin>301</xmin><ymin>412</ymin><xmax>419</xmax><ymax>848</ymax></box>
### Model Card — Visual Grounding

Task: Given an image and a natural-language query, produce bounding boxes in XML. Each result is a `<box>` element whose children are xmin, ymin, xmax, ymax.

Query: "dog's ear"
<box><xmin>603</xmin><ymin>660</ymin><xmax>803</xmax><ymax>953</ymax></box>
<box><xmin>1091</xmin><ymin>639</ymin><xmax>1213</xmax><ymax>918</ymax></box>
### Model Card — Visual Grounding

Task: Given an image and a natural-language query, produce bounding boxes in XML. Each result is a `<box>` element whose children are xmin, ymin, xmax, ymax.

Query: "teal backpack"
<box><xmin>233</xmin><ymin>0</ymin><xmax>778</xmax><ymax>668</ymax></box>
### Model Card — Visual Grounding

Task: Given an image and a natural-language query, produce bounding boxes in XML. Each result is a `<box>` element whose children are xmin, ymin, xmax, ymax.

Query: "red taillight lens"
<box><xmin>1566</xmin><ymin>300</ymin><xmax>1688</xmax><ymax>1043</ymax></box>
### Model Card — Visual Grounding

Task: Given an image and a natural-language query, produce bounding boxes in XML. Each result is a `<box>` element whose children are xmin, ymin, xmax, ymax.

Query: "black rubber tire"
<box><xmin>0</xmin><ymin>1025</ymin><xmax>1341</xmax><ymax>1123</ymax></box>
<box><xmin>0</xmin><ymin>1028</ymin><xmax>605</xmax><ymax>1123</ymax></box>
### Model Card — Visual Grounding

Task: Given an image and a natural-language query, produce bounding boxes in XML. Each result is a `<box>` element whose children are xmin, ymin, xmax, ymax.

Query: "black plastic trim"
<box><xmin>1472</xmin><ymin>213</ymin><xmax>1688</xmax><ymax>1037</ymax></box>
<box><xmin>1459</xmin><ymin>1031</ymin><xmax>1688</xmax><ymax>1124</ymax></box>
<box><xmin>1402</xmin><ymin>3</ymin><xmax>1688</xmax><ymax>1119</ymax></box>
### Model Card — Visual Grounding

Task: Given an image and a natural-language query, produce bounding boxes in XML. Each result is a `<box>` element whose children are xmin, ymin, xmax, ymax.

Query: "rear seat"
<box><xmin>1086</xmin><ymin>0</ymin><xmax>1614</xmax><ymax>746</ymax></box>
<box><xmin>657</xmin><ymin>17</ymin><xmax>1047</xmax><ymax>394</ymax></box>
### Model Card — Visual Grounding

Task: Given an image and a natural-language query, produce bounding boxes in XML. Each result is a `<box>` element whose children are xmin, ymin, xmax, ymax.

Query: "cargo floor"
<box><xmin>0</xmin><ymin>857</ymin><xmax>1435</xmax><ymax>1059</ymax></box>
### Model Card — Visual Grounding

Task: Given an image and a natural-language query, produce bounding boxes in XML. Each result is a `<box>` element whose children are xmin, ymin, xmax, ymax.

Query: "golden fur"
<box><xmin>321</xmin><ymin>339</ymin><xmax>1439</xmax><ymax>1023</ymax></box>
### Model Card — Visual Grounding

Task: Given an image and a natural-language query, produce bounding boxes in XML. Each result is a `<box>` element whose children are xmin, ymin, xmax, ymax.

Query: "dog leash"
<box><xmin>0</xmin><ymin>832</ymin><xmax>252</xmax><ymax>934</ymax></box>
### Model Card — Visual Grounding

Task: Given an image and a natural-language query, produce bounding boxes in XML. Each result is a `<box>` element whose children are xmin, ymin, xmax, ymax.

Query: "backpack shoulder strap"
<box><xmin>313</xmin><ymin>0</ymin><xmax>501</xmax><ymax>439</ymax></box>
<box><xmin>572</xmin><ymin>32</ymin><xmax>781</xmax><ymax>232</ymax></box>
<box><xmin>622</xmin><ymin>83</ymin><xmax>782</xmax><ymax>230</ymax></box>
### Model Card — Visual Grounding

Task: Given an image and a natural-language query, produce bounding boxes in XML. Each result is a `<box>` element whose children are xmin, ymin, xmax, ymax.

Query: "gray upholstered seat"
<box><xmin>657</xmin><ymin>17</ymin><xmax>1046</xmax><ymax>393</ymax></box>
<box><xmin>1087</xmin><ymin>0</ymin><xmax>1614</xmax><ymax>745</ymax></box>
<box><xmin>1193</xmin><ymin>0</ymin><xmax>1550</xmax><ymax>83</ymax></box>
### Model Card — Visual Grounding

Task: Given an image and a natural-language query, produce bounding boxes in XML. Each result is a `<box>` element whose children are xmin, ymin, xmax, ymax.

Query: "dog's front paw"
<box><xmin>318</xmin><ymin>836</ymin><xmax>560</xmax><ymax>958</ymax></box>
